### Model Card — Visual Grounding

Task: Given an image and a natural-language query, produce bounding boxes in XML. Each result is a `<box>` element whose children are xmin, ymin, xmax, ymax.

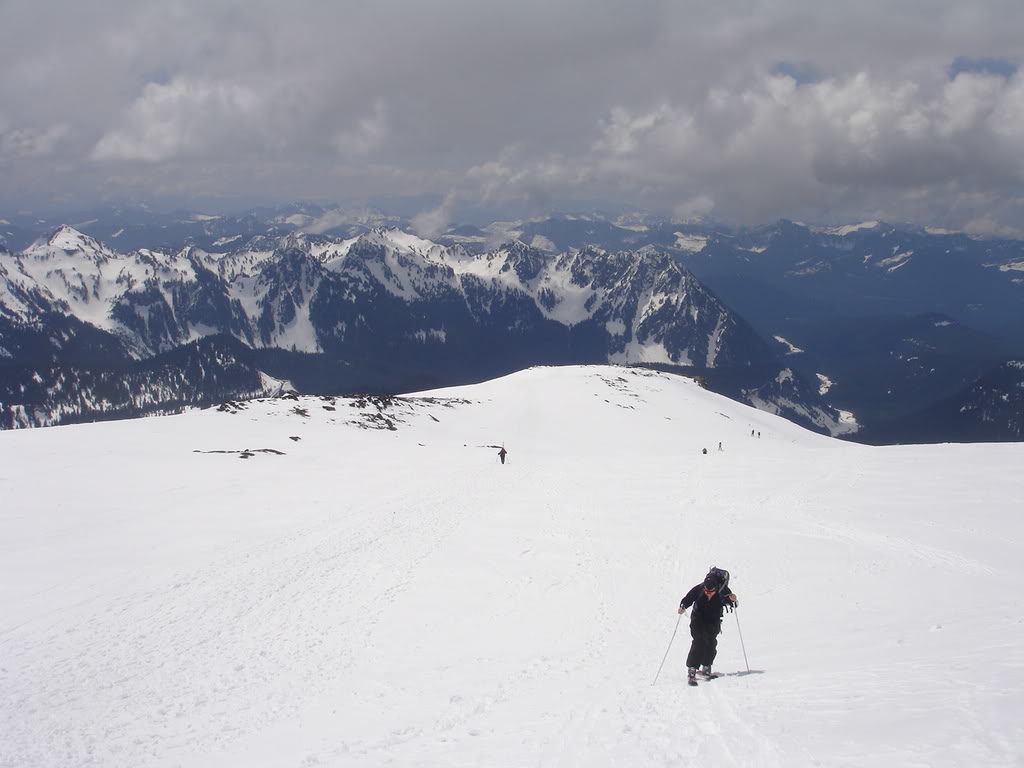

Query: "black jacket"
<box><xmin>679</xmin><ymin>583</ymin><xmax>734</xmax><ymax>624</ymax></box>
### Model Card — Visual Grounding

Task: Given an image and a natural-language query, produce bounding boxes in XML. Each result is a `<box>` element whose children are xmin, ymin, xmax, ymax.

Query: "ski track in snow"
<box><xmin>3</xmin><ymin>471</ymin><xmax>476</xmax><ymax>766</ymax></box>
<box><xmin>1</xmin><ymin>365</ymin><xmax>1023</xmax><ymax>767</ymax></box>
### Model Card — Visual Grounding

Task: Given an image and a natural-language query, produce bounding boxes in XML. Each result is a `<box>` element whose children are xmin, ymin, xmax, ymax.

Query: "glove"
<box><xmin>677</xmin><ymin>606</ymin><xmax>686</xmax><ymax>615</ymax></box>
<box><xmin>724</xmin><ymin>594</ymin><xmax>738</xmax><ymax>612</ymax></box>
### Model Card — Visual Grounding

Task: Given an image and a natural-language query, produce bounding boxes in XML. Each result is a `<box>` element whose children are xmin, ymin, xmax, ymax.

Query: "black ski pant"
<box><xmin>686</xmin><ymin>619</ymin><xmax>721</xmax><ymax>669</ymax></box>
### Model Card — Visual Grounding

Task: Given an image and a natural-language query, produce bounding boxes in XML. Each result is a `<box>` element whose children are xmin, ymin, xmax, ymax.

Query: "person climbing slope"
<box><xmin>677</xmin><ymin>567</ymin><xmax>738</xmax><ymax>685</ymax></box>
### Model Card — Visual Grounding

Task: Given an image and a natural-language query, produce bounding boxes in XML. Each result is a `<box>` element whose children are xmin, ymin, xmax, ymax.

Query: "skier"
<box><xmin>677</xmin><ymin>568</ymin><xmax>738</xmax><ymax>685</ymax></box>
<box><xmin>498</xmin><ymin>446</ymin><xmax>507</xmax><ymax>465</ymax></box>
<box><xmin>718</xmin><ymin>441</ymin><xmax>723</xmax><ymax>452</ymax></box>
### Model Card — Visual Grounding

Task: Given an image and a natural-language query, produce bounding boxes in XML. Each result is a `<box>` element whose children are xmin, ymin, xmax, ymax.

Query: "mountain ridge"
<box><xmin>1</xmin><ymin>226</ymin><xmax>842</xmax><ymax>432</ymax></box>
<box><xmin>4</xmin><ymin>208</ymin><xmax>1021</xmax><ymax>440</ymax></box>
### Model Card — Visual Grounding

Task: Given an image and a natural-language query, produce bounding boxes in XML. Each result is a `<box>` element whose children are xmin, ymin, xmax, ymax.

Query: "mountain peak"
<box><xmin>356</xmin><ymin>227</ymin><xmax>439</xmax><ymax>255</ymax></box>
<box><xmin>380</xmin><ymin>228</ymin><xmax>440</xmax><ymax>254</ymax></box>
<box><xmin>28</xmin><ymin>226</ymin><xmax>116</xmax><ymax>265</ymax></box>
<box><xmin>48</xmin><ymin>225</ymin><xmax>95</xmax><ymax>250</ymax></box>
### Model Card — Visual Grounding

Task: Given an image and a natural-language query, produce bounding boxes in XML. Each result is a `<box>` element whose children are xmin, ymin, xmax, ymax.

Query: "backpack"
<box><xmin>705</xmin><ymin>566</ymin><xmax>730</xmax><ymax>591</ymax></box>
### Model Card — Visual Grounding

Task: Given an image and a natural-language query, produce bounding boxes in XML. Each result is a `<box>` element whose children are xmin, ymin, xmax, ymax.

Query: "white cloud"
<box><xmin>466</xmin><ymin>146</ymin><xmax>594</xmax><ymax>205</ymax></box>
<box><xmin>302</xmin><ymin>209</ymin><xmax>351</xmax><ymax>235</ymax></box>
<box><xmin>411</xmin><ymin>191</ymin><xmax>456</xmax><ymax>238</ymax></box>
<box><xmin>673</xmin><ymin>195</ymin><xmax>715</xmax><ymax>222</ymax></box>
<box><xmin>963</xmin><ymin>215</ymin><xmax>1023</xmax><ymax>238</ymax></box>
<box><xmin>593</xmin><ymin>106</ymin><xmax>685</xmax><ymax>156</ymax></box>
<box><xmin>578</xmin><ymin>70</ymin><xmax>1024</xmax><ymax>219</ymax></box>
<box><xmin>333</xmin><ymin>101</ymin><xmax>388</xmax><ymax>158</ymax></box>
<box><xmin>466</xmin><ymin>147</ymin><xmax>533</xmax><ymax>201</ymax></box>
<box><xmin>91</xmin><ymin>77</ymin><xmax>262</xmax><ymax>162</ymax></box>
<box><xmin>0</xmin><ymin>122</ymin><xmax>69</xmax><ymax>158</ymax></box>
<box><xmin>450</xmin><ymin>68</ymin><xmax>1024</xmax><ymax>229</ymax></box>
<box><xmin>990</xmin><ymin>76</ymin><xmax>1024</xmax><ymax>141</ymax></box>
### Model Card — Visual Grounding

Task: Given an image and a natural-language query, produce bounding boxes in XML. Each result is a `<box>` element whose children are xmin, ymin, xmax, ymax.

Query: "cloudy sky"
<box><xmin>2</xmin><ymin>0</ymin><xmax>1024</xmax><ymax>232</ymax></box>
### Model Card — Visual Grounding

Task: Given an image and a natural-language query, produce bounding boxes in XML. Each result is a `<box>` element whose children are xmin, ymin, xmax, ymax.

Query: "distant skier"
<box><xmin>718</xmin><ymin>441</ymin><xmax>723</xmax><ymax>452</ymax></box>
<box><xmin>498</xmin><ymin>446</ymin><xmax>507</xmax><ymax>465</ymax></box>
<box><xmin>701</xmin><ymin>448</ymin><xmax>708</xmax><ymax>455</ymax></box>
<box><xmin>678</xmin><ymin>567</ymin><xmax>738</xmax><ymax>685</ymax></box>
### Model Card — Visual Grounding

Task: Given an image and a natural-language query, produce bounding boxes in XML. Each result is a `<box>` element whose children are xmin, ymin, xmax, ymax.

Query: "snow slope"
<box><xmin>1</xmin><ymin>365</ymin><xmax>1022</xmax><ymax>767</ymax></box>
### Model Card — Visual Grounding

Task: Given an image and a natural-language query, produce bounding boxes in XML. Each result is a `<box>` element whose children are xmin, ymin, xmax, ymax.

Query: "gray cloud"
<box><xmin>1</xmin><ymin>121</ymin><xmax>69</xmax><ymax>159</ymax></box>
<box><xmin>2</xmin><ymin>0</ymin><xmax>1024</xmax><ymax>231</ymax></box>
<box><xmin>411</xmin><ymin>191</ymin><xmax>456</xmax><ymax>238</ymax></box>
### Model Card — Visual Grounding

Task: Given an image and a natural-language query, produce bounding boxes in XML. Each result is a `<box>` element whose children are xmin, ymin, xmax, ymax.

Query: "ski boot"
<box><xmin>699</xmin><ymin>665</ymin><xmax>718</xmax><ymax>680</ymax></box>
<box><xmin>687</xmin><ymin>667</ymin><xmax>698</xmax><ymax>686</ymax></box>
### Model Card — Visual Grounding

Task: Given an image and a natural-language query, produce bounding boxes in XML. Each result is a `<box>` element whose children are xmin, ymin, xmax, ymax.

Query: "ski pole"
<box><xmin>651</xmin><ymin>613</ymin><xmax>683</xmax><ymax>686</ymax></box>
<box><xmin>734</xmin><ymin>609</ymin><xmax>750</xmax><ymax>673</ymax></box>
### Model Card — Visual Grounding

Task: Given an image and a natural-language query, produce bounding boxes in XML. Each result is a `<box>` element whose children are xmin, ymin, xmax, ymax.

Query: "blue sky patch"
<box><xmin>949</xmin><ymin>56</ymin><xmax>1017</xmax><ymax>79</ymax></box>
<box><xmin>771</xmin><ymin>61</ymin><xmax>822</xmax><ymax>85</ymax></box>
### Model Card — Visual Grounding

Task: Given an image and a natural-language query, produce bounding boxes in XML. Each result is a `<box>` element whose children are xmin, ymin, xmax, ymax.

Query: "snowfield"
<box><xmin>1</xmin><ymin>365</ymin><xmax>1022</xmax><ymax>767</ymax></box>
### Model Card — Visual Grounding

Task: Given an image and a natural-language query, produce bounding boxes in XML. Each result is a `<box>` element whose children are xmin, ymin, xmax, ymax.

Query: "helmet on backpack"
<box><xmin>704</xmin><ymin>566</ymin><xmax>730</xmax><ymax>591</ymax></box>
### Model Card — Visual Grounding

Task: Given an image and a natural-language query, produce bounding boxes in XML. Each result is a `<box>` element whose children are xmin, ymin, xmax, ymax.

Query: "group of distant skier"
<box><xmin>702</xmin><ymin>429</ymin><xmax>761</xmax><ymax>454</ymax></box>
<box><xmin>503</xmin><ymin>427</ymin><xmax>761</xmax><ymax>460</ymax></box>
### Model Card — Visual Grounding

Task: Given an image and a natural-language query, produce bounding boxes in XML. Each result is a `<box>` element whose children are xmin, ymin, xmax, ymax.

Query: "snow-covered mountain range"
<box><xmin>0</xmin><ymin>226</ymin><xmax>841</xmax><ymax>431</ymax></box>
<box><xmin>1</xmin><ymin>226</ymin><xmax>752</xmax><ymax>363</ymax></box>
<box><xmin>3</xmin><ymin>365</ymin><xmax>1022</xmax><ymax>766</ymax></box>
<box><xmin>3</xmin><ymin>204</ymin><xmax>1022</xmax><ymax>439</ymax></box>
